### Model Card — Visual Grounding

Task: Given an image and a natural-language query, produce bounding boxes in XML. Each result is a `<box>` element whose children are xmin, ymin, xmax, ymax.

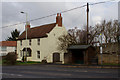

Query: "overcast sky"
<box><xmin>0</xmin><ymin>0</ymin><xmax>119</xmax><ymax>41</ymax></box>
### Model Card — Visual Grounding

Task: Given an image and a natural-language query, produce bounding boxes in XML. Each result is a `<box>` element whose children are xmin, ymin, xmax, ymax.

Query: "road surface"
<box><xmin>1</xmin><ymin>64</ymin><xmax>119</xmax><ymax>78</ymax></box>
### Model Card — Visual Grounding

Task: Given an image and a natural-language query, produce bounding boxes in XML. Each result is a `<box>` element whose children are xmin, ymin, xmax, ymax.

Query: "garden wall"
<box><xmin>98</xmin><ymin>54</ymin><xmax>120</xmax><ymax>64</ymax></box>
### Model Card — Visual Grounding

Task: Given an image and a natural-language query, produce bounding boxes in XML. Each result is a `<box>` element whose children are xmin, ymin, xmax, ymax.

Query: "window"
<box><xmin>27</xmin><ymin>49</ymin><xmax>32</xmax><ymax>57</ymax></box>
<box><xmin>0</xmin><ymin>53</ymin><xmax>7</xmax><ymax>56</ymax></box>
<box><xmin>20</xmin><ymin>40</ymin><xmax>22</xmax><ymax>46</ymax></box>
<box><xmin>15</xmin><ymin>47</ymin><xmax>16</xmax><ymax>52</ymax></box>
<box><xmin>38</xmin><ymin>39</ymin><xmax>40</xmax><ymax>45</ymax></box>
<box><xmin>1</xmin><ymin>47</ymin><xmax>7</xmax><ymax>51</ymax></box>
<box><xmin>23</xmin><ymin>48</ymin><xmax>32</xmax><ymax>57</ymax></box>
<box><xmin>20</xmin><ymin>50</ymin><xmax>22</xmax><ymax>57</ymax></box>
<box><xmin>29</xmin><ymin>39</ymin><xmax>31</xmax><ymax>45</ymax></box>
<box><xmin>27</xmin><ymin>51</ymin><xmax>31</xmax><ymax>57</ymax></box>
<box><xmin>119</xmin><ymin>36</ymin><xmax>120</xmax><ymax>42</ymax></box>
<box><xmin>37</xmin><ymin>51</ymin><xmax>40</xmax><ymax>58</ymax></box>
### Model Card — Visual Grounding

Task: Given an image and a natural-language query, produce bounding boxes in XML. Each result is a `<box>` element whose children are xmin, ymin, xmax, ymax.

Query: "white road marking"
<box><xmin>17</xmin><ymin>75</ymin><xmax>22</xmax><ymax>76</ymax></box>
<box><xmin>2</xmin><ymin>73</ymin><xmax>23</xmax><ymax>77</ymax></box>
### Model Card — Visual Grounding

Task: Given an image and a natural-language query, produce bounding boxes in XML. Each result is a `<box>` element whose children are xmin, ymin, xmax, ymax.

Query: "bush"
<box><xmin>4</xmin><ymin>52</ymin><xmax>17</xmax><ymax>65</ymax></box>
<box><xmin>41</xmin><ymin>60</ymin><xmax>47</xmax><ymax>64</ymax></box>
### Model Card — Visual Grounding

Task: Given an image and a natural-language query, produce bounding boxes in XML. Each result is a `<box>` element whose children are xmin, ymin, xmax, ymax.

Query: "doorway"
<box><xmin>53</xmin><ymin>53</ymin><xmax>60</xmax><ymax>63</ymax></box>
<box><xmin>72</xmin><ymin>50</ymin><xmax>84</xmax><ymax>64</ymax></box>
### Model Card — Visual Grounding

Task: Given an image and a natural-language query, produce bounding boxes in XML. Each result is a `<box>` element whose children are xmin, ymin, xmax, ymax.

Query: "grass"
<box><xmin>1</xmin><ymin>60</ymin><xmax>41</xmax><ymax>65</ymax></box>
<box><xmin>0</xmin><ymin>59</ymin><xmax>7</xmax><ymax>65</ymax></box>
<box><xmin>0</xmin><ymin>60</ymin><xmax>2</xmax><ymax>65</ymax></box>
<box><xmin>100</xmin><ymin>63</ymin><xmax>120</xmax><ymax>66</ymax></box>
<box><xmin>16</xmin><ymin>61</ymin><xmax>41</xmax><ymax>65</ymax></box>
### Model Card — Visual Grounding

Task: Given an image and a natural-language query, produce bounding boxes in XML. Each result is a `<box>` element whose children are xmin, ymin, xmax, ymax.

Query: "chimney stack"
<box><xmin>56</xmin><ymin>13</ymin><xmax>62</xmax><ymax>27</ymax></box>
<box><xmin>25</xmin><ymin>21</ymin><xmax>30</xmax><ymax>29</ymax></box>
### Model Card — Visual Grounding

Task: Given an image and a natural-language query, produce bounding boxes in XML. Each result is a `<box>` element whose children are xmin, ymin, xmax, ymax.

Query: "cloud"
<box><xmin>90</xmin><ymin>2</ymin><xmax>118</xmax><ymax>26</ymax></box>
<box><xmin>1</xmin><ymin>2</ymin><xmax>118</xmax><ymax>41</ymax></box>
<box><xmin>92</xmin><ymin>16</ymin><xmax>102</xmax><ymax>24</ymax></box>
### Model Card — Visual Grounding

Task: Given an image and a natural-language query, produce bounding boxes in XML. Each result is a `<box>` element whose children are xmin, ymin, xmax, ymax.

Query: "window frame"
<box><xmin>20</xmin><ymin>50</ymin><xmax>22</xmax><ymax>57</ymax></box>
<box><xmin>37</xmin><ymin>51</ymin><xmax>40</xmax><ymax>59</ymax></box>
<box><xmin>20</xmin><ymin>40</ymin><xmax>22</xmax><ymax>46</ymax></box>
<box><xmin>29</xmin><ymin>39</ymin><xmax>31</xmax><ymax>45</ymax></box>
<box><xmin>1</xmin><ymin>46</ymin><xmax>7</xmax><ymax>51</ymax></box>
<box><xmin>38</xmin><ymin>39</ymin><xmax>40</xmax><ymax>45</ymax></box>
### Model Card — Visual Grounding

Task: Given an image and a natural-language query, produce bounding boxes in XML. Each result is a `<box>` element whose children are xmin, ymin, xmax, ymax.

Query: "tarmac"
<box><xmin>58</xmin><ymin>64</ymin><xmax>120</xmax><ymax>69</ymax></box>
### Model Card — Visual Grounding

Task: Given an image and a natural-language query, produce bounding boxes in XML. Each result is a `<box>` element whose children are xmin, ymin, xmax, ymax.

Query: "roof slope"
<box><xmin>18</xmin><ymin>23</ymin><xmax>56</xmax><ymax>40</ymax></box>
<box><xmin>68</xmin><ymin>45</ymin><xmax>94</xmax><ymax>50</ymax></box>
<box><xmin>0</xmin><ymin>41</ymin><xmax>17</xmax><ymax>47</ymax></box>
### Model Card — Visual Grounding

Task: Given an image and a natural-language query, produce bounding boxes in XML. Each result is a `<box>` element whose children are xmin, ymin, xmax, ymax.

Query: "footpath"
<box><xmin>48</xmin><ymin>63</ymin><xmax>120</xmax><ymax>69</ymax></box>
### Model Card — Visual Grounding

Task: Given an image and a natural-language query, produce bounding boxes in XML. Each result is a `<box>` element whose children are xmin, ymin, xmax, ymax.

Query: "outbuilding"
<box><xmin>64</xmin><ymin>45</ymin><xmax>96</xmax><ymax>65</ymax></box>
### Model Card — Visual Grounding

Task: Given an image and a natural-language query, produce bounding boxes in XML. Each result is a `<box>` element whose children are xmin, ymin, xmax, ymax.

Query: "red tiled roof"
<box><xmin>0</xmin><ymin>41</ymin><xmax>17</xmax><ymax>47</ymax></box>
<box><xmin>18</xmin><ymin>23</ymin><xmax>56</xmax><ymax>40</ymax></box>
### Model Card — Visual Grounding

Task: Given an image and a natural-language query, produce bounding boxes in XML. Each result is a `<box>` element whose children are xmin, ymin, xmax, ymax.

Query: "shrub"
<box><xmin>41</xmin><ymin>60</ymin><xmax>47</xmax><ymax>64</ymax></box>
<box><xmin>4</xmin><ymin>52</ymin><xmax>17</xmax><ymax>65</ymax></box>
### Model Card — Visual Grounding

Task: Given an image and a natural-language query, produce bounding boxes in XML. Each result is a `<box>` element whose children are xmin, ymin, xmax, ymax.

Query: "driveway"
<box><xmin>1</xmin><ymin>64</ymin><xmax>119</xmax><ymax>78</ymax></box>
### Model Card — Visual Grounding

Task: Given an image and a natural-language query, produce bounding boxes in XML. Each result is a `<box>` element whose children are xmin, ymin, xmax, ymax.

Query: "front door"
<box><xmin>53</xmin><ymin>53</ymin><xmax>60</xmax><ymax>63</ymax></box>
<box><xmin>22</xmin><ymin>51</ymin><xmax>26</xmax><ymax>62</ymax></box>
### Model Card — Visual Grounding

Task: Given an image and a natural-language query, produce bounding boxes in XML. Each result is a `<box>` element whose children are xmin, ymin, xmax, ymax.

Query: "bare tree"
<box><xmin>89</xmin><ymin>20</ymin><xmax>119</xmax><ymax>44</ymax></box>
<box><xmin>68</xmin><ymin>27</ymin><xmax>87</xmax><ymax>44</ymax></box>
<box><xmin>58</xmin><ymin>27</ymin><xmax>87</xmax><ymax>52</ymax></box>
<box><xmin>57</xmin><ymin>34</ymin><xmax>77</xmax><ymax>52</ymax></box>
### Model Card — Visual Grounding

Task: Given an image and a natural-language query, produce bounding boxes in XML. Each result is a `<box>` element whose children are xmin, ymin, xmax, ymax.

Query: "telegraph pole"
<box><xmin>87</xmin><ymin>3</ymin><xmax>89</xmax><ymax>44</ymax></box>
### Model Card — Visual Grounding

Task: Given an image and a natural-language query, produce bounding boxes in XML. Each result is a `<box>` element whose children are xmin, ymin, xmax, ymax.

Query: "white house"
<box><xmin>17</xmin><ymin>13</ymin><xmax>67</xmax><ymax>64</ymax></box>
<box><xmin>0</xmin><ymin>41</ymin><xmax>17</xmax><ymax>56</ymax></box>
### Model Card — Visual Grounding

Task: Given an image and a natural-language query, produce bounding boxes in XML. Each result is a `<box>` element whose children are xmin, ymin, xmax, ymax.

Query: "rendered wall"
<box><xmin>0</xmin><ymin>46</ymin><xmax>16</xmax><ymax>56</ymax></box>
<box><xmin>17</xmin><ymin>24</ymin><xmax>67</xmax><ymax>63</ymax></box>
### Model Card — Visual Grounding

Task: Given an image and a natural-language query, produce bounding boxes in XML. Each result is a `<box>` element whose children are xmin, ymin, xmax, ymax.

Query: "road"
<box><xmin>1</xmin><ymin>64</ymin><xmax>119</xmax><ymax>78</ymax></box>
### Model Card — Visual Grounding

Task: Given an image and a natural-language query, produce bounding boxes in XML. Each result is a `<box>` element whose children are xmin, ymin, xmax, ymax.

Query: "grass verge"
<box><xmin>100</xmin><ymin>63</ymin><xmax>120</xmax><ymax>66</ymax></box>
<box><xmin>16</xmin><ymin>61</ymin><xmax>41</xmax><ymax>65</ymax></box>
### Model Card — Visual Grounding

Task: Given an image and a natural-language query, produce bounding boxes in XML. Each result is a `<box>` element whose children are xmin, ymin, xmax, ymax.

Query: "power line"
<box><xmin>90</xmin><ymin>0</ymin><xmax>115</xmax><ymax>5</ymax></box>
<box><xmin>1</xmin><ymin>0</ymin><xmax>116</xmax><ymax>29</ymax></box>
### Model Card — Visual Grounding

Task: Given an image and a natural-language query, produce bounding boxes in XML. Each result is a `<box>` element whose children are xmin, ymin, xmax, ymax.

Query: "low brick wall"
<box><xmin>98</xmin><ymin>54</ymin><xmax>120</xmax><ymax>64</ymax></box>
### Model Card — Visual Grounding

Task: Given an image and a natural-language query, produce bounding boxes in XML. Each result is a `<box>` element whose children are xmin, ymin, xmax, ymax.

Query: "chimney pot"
<box><xmin>56</xmin><ymin>13</ymin><xmax>62</xmax><ymax>27</ymax></box>
<box><xmin>60</xmin><ymin>13</ymin><xmax>61</xmax><ymax>16</ymax></box>
<box><xmin>57</xmin><ymin>13</ymin><xmax>59</xmax><ymax>16</ymax></box>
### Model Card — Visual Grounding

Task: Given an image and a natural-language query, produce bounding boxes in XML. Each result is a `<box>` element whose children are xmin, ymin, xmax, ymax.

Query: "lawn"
<box><xmin>16</xmin><ymin>61</ymin><xmax>41</xmax><ymax>65</ymax></box>
<box><xmin>1</xmin><ymin>60</ymin><xmax>41</xmax><ymax>65</ymax></box>
<box><xmin>100</xmin><ymin>63</ymin><xmax>120</xmax><ymax>66</ymax></box>
<box><xmin>0</xmin><ymin>60</ymin><xmax>2</xmax><ymax>65</ymax></box>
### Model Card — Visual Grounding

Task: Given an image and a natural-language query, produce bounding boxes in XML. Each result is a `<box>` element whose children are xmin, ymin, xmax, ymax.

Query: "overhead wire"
<box><xmin>1</xmin><ymin>0</ymin><xmax>116</xmax><ymax>29</ymax></box>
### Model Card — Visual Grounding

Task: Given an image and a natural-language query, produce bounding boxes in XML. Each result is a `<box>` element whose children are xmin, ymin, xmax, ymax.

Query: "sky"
<box><xmin>0</xmin><ymin>0</ymin><xmax>119</xmax><ymax>41</ymax></box>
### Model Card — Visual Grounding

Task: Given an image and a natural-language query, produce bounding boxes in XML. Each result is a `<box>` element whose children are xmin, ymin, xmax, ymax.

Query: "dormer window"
<box><xmin>38</xmin><ymin>39</ymin><xmax>40</xmax><ymax>45</ymax></box>
<box><xmin>29</xmin><ymin>39</ymin><xmax>31</xmax><ymax>45</ymax></box>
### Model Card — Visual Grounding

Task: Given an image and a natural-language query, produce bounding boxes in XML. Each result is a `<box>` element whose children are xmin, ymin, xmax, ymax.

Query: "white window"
<box><xmin>29</xmin><ymin>39</ymin><xmax>31</xmax><ymax>45</ymax></box>
<box><xmin>119</xmin><ymin>36</ymin><xmax>120</xmax><ymax>42</ymax></box>
<box><xmin>20</xmin><ymin>40</ymin><xmax>22</xmax><ymax>46</ymax></box>
<box><xmin>20</xmin><ymin>50</ymin><xmax>22</xmax><ymax>57</ymax></box>
<box><xmin>0</xmin><ymin>53</ymin><xmax>7</xmax><ymax>56</ymax></box>
<box><xmin>1</xmin><ymin>46</ymin><xmax>7</xmax><ymax>51</ymax></box>
<box><xmin>37</xmin><ymin>51</ymin><xmax>40</xmax><ymax>59</ymax></box>
<box><xmin>38</xmin><ymin>39</ymin><xmax>40</xmax><ymax>45</ymax></box>
<box><xmin>15</xmin><ymin>47</ymin><xmax>16</xmax><ymax>52</ymax></box>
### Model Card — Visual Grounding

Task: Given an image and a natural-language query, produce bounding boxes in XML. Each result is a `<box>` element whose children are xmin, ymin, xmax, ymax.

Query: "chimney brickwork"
<box><xmin>56</xmin><ymin>13</ymin><xmax>62</xmax><ymax>27</ymax></box>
